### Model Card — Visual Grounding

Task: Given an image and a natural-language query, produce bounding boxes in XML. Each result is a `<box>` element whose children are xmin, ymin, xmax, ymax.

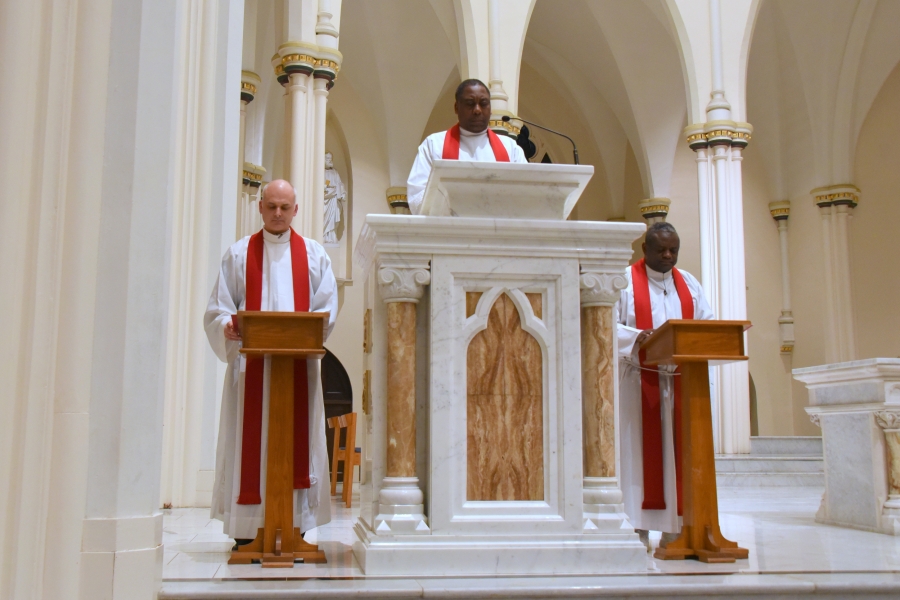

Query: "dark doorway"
<box><xmin>321</xmin><ymin>349</ymin><xmax>353</xmax><ymax>481</ymax></box>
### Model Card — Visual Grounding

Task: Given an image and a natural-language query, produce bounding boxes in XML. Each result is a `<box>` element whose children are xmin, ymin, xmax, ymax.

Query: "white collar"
<box><xmin>645</xmin><ymin>264</ymin><xmax>673</xmax><ymax>282</ymax></box>
<box><xmin>459</xmin><ymin>126</ymin><xmax>487</xmax><ymax>138</ymax></box>
<box><xmin>262</xmin><ymin>228</ymin><xmax>291</xmax><ymax>244</ymax></box>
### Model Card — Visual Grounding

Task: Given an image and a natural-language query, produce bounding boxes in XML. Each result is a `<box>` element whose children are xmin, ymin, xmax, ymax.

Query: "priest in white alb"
<box><xmin>407</xmin><ymin>78</ymin><xmax>527</xmax><ymax>214</ymax></box>
<box><xmin>617</xmin><ymin>222</ymin><xmax>714</xmax><ymax>551</ymax></box>
<box><xmin>205</xmin><ymin>179</ymin><xmax>338</xmax><ymax>543</ymax></box>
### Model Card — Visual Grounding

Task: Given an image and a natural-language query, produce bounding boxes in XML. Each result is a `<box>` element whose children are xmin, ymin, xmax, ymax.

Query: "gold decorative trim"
<box><xmin>780</xmin><ymin>344</ymin><xmax>794</xmax><ymax>353</ymax></box>
<box><xmin>362</xmin><ymin>370</ymin><xmax>372</xmax><ymax>414</ymax></box>
<box><xmin>315</xmin><ymin>59</ymin><xmax>340</xmax><ymax>72</ymax></box>
<box><xmin>489</xmin><ymin>119</ymin><xmax>521</xmax><ymax>136</ymax></box>
<box><xmin>387</xmin><ymin>194</ymin><xmax>407</xmax><ymax>203</ymax></box>
<box><xmin>282</xmin><ymin>53</ymin><xmax>316</xmax><ymax>65</ymax></box>
<box><xmin>363</xmin><ymin>308</ymin><xmax>372</xmax><ymax>354</ymax></box>
<box><xmin>639</xmin><ymin>205</ymin><xmax>669</xmax><ymax>214</ymax></box>
<box><xmin>274</xmin><ymin>63</ymin><xmax>285</xmax><ymax>76</ymax></box>
<box><xmin>242</xmin><ymin>170</ymin><xmax>263</xmax><ymax>182</ymax></box>
<box><xmin>770</xmin><ymin>208</ymin><xmax>790</xmax><ymax>218</ymax></box>
<box><xmin>814</xmin><ymin>192</ymin><xmax>859</xmax><ymax>206</ymax></box>
<box><xmin>240</xmin><ymin>81</ymin><xmax>257</xmax><ymax>96</ymax></box>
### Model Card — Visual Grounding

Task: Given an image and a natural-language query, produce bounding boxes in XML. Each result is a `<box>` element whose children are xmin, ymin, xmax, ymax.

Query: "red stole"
<box><xmin>631</xmin><ymin>258</ymin><xmax>694</xmax><ymax>515</ymax></box>
<box><xmin>441</xmin><ymin>123</ymin><xmax>510</xmax><ymax>162</ymax></box>
<box><xmin>237</xmin><ymin>229</ymin><xmax>312</xmax><ymax>505</ymax></box>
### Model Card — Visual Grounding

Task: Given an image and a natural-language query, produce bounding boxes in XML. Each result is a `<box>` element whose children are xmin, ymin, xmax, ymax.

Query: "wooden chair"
<box><xmin>326</xmin><ymin>412</ymin><xmax>360</xmax><ymax>508</ymax></box>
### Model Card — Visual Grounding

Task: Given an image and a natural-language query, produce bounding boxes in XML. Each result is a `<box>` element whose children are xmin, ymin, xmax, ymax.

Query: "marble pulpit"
<box><xmin>794</xmin><ymin>359</ymin><xmax>900</xmax><ymax>536</ymax></box>
<box><xmin>353</xmin><ymin>161</ymin><xmax>647</xmax><ymax>575</ymax></box>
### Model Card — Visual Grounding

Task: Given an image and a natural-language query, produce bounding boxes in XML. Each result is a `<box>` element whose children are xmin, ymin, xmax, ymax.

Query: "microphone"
<box><xmin>501</xmin><ymin>115</ymin><xmax>580</xmax><ymax>165</ymax></box>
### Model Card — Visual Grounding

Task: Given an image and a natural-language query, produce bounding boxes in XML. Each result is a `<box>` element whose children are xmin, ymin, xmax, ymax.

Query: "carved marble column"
<box><xmin>375</xmin><ymin>260</ymin><xmax>431</xmax><ymax>534</ymax></box>
<box><xmin>580</xmin><ymin>269</ymin><xmax>633</xmax><ymax>532</ymax></box>
<box><xmin>875</xmin><ymin>410</ymin><xmax>900</xmax><ymax>534</ymax></box>
<box><xmin>386</xmin><ymin>186</ymin><xmax>411</xmax><ymax>215</ymax></box>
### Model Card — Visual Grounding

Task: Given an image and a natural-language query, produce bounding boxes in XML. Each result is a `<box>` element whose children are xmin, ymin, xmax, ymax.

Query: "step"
<box><xmin>715</xmin><ymin>455</ymin><xmax>823</xmax><ymax>473</ymax></box>
<box><xmin>716</xmin><ymin>472</ymin><xmax>824</xmax><ymax>487</ymax></box>
<box><xmin>750</xmin><ymin>436</ymin><xmax>822</xmax><ymax>456</ymax></box>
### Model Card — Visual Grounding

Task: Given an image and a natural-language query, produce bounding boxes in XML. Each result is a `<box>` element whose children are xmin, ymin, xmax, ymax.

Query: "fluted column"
<box><xmin>580</xmin><ymin>270</ymin><xmax>634</xmax><ymax>533</ymax></box>
<box><xmin>374</xmin><ymin>260</ymin><xmax>431</xmax><ymax>534</ymax></box>
<box><xmin>637</xmin><ymin>198</ymin><xmax>670</xmax><ymax>225</ymax></box>
<box><xmin>768</xmin><ymin>201</ymin><xmax>794</xmax><ymax>354</ymax></box>
<box><xmin>276</xmin><ymin>41</ymin><xmax>341</xmax><ymax>243</ymax></box>
<box><xmin>875</xmin><ymin>411</ymin><xmax>900</xmax><ymax>534</ymax></box>
<box><xmin>813</xmin><ymin>185</ymin><xmax>859</xmax><ymax>363</ymax></box>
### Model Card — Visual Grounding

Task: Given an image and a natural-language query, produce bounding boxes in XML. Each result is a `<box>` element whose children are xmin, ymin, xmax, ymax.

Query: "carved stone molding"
<box><xmin>808</xmin><ymin>412</ymin><xmax>821</xmax><ymax>428</ymax></box>
<box><xmin>378</xmin><ymin>265</ymin><xmax>431</xmax><ymax>303</ymax></box>
<box><xmin>580</xmin><ymin>272</ymin><xmax>628</xmax><ymax>306</ymax></box>
<box><xmin>875</xmin><ymin>410</ymin><xmax>900</xmax><ymax>431</ymax></box>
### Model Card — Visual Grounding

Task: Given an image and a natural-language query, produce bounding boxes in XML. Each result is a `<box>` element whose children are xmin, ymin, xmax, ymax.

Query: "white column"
<box><xmin>487</xmin><ymin>0</ymin><xmax>508</xmax><ymax>113</ymax></box>
<box><xmin>287</xmin><ymin>69</ymin><xmax>311</xmax><ymax>231</ymax></box>
<box><xmin>278</xmin><ymin>40</ymin><xmax>341</xmax><ymax>243</ymax></box>
<box><xmin>236</xmin><ymin>71</ymin><xmax>260</xmax><ymax>240</ymax></box>
<box><xmin>311</xmin><ymin>77</ymin><xmax>329</xmax><ymax>244</ymax></box>
<box><xmin>686</xmin><ymin>132</ymin><xmax>723</xmax><ymax>452</ymax></box>
<box><xmin>769</xmin><ymin>201</ymin><xmax>795</xmax><ymax>354</ymax></box>
<box><xmin>812</xmin><ymin>186</ymin><xmax>859</xmax><ymax>363</ymax></box>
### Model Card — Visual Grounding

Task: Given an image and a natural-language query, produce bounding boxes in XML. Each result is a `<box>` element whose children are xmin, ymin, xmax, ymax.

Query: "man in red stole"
<box><xmin>406</xmin><ymin>78</ymin><xmax>527</xmax><ymax>214</ymax></box>
<box><xmin>617</xmin><ymin>222</ymin><xmax>714</xmax><ymax>552</ymax></box>
<box><xmin>204</xmin><ymin>179</ymin><xmax>338</xmax><ymax>544</ymax></box>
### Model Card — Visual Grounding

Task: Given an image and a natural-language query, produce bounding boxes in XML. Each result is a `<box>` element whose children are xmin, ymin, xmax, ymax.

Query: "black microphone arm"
<box><xmin>501</xmin><ymin>115</ymin><xmax>580</xmax><ymax>165</ymax></box>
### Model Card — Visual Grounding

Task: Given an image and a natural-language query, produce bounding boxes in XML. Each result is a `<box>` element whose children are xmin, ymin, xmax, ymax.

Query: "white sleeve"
<box><xmin>684</xmin><ymin>271</ymin><xmax>715</xmax><ymax>320</ymax></box>
<box><xmin>204</xmin><ymin>246</ymin><xmax>243</xmax><ymax>363</ymax></box>
<box><xmin>407</xmin><ymin>139</ymin><xmax>434</xmax><ymax>215</ymax></box>
<box><xmin>616</xmin><ymin>287</ymin><xmax>641</xmax><ymax>360</ymax></box>
<box><xmin>307</xmin><ymin>240</ymin><xmax>339</xmax><ymax>340</ymax></box>
<box><xmin>510</xmin><ymin>141</ymin><xmax>528</xmax><ymax>164</ymax></box>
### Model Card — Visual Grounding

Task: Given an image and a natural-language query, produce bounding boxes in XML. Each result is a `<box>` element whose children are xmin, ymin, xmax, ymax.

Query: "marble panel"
<box><xmin>581</xmin><ymin>305</ymin><xmax>615</xmax><ymax>478</ymax></box>
<box><xmin>386</xmin><ymin>301</ymin><xmax>417</xmax><ymax>478</ymax></box>
<box><xmin>821</xmin><ymin>412</ymin><xmax>881</xmax><ymax>530</ymax></box>
<box><xmin>467</xmin><ymin>293</ymin><xmax>543</xmax><ymax>501</ymax></box>
<box><xmin>428</xmin><ymin>256</ymin><xmax>584</xmax><ymax>535</ymax></box>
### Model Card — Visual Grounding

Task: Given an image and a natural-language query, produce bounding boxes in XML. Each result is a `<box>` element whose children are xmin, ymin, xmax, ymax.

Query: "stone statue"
<box><xmin>323</xmin><ymin>151</ymin><xmax>346</xmax><ymax>244</ymax></box>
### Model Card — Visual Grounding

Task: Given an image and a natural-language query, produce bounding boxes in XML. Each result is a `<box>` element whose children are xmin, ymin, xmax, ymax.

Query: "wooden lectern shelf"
<box><xmin>641</xmin><ymin>319</ymin><xmax>751</xmax><ymax>564</ymax></box>
<box><xmin>229</xmin><ymin>311</ymin><xmax>330</xmax><ymax>568</ymax></box>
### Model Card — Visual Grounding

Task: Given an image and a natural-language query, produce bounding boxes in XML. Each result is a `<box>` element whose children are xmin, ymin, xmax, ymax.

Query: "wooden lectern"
<box><xmin>641</xmin><ymin>319</ymin><xmax>751</xmax><ymax>563</ymax></box>
<box><xmin>229</xmin><ymin>311</ymin><xmax>329</xmax><ymax>568</ymax></box>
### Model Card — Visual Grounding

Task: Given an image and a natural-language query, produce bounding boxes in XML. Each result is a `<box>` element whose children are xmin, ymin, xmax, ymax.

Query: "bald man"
<box><xmin>204</xmin><ymin>179</ymin><xmax>338</xmax><ymax>544</ymax></box>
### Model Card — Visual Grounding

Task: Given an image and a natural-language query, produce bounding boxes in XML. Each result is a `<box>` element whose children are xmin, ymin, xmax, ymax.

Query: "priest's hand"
<box><xmin>224</xmin><ymin>322</ymin><xmax>242</xmax><ymax>341</ymax></box>
<box><xmin>636</xmin><ymin>329</ymin><xmax>655</xmax><ymax>347</ymax></box>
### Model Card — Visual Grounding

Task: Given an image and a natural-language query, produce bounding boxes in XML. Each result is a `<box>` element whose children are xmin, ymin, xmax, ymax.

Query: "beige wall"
<box><xmin>852</xmin><ymin>61</ymin><xmax>900</xmax><ymax>360</ymax></box>
<box><xmin>741</xmin><ymin>145</ymin><xmax>795</xmax><ymax>436</ymax></box>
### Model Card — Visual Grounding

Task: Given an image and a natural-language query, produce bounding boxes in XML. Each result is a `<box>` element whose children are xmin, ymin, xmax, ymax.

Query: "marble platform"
<box><xmin>159</xmin><ymin>486</ymin><xmax>900</xmax><ymax>599</ymax></box>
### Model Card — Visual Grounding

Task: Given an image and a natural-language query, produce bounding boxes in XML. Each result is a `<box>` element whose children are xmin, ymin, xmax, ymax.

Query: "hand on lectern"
<box><xmin>224</xmin><ymin>321</ymin><xmax>242</xmax><ymax>342</ymax></box>
<box><xmin>636</xmin><ymin>329</ymin><xmax>655</xmax><ymax>347</ymax></box>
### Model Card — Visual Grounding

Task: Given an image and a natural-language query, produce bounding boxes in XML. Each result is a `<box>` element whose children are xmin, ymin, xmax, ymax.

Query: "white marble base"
<box><xmin>161</xmin><ymin>489</ymin><xmax>900</xmax><ymax>598</ymax></box>
<box><xmin>353</xmin><ymin>518</ymin><xmax>647</xmax><ymax>576</ymax></box>
<box><xmin>794</xmin><ymin>359</ymin><xmax>900</xmax><ymax>536</ymax></box>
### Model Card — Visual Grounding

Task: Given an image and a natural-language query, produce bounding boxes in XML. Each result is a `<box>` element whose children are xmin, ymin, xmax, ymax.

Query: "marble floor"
<box><xmin>160</xmin><ymin>486</ymin><xmax>900</xmax><ymax>599</ymax></box>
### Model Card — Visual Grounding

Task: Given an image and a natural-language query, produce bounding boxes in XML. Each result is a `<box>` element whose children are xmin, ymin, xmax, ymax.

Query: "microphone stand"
<box><xmin>502</xmin><ymin>115</ymin><xmax>580</xmax><ymax>165</ymax></box>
